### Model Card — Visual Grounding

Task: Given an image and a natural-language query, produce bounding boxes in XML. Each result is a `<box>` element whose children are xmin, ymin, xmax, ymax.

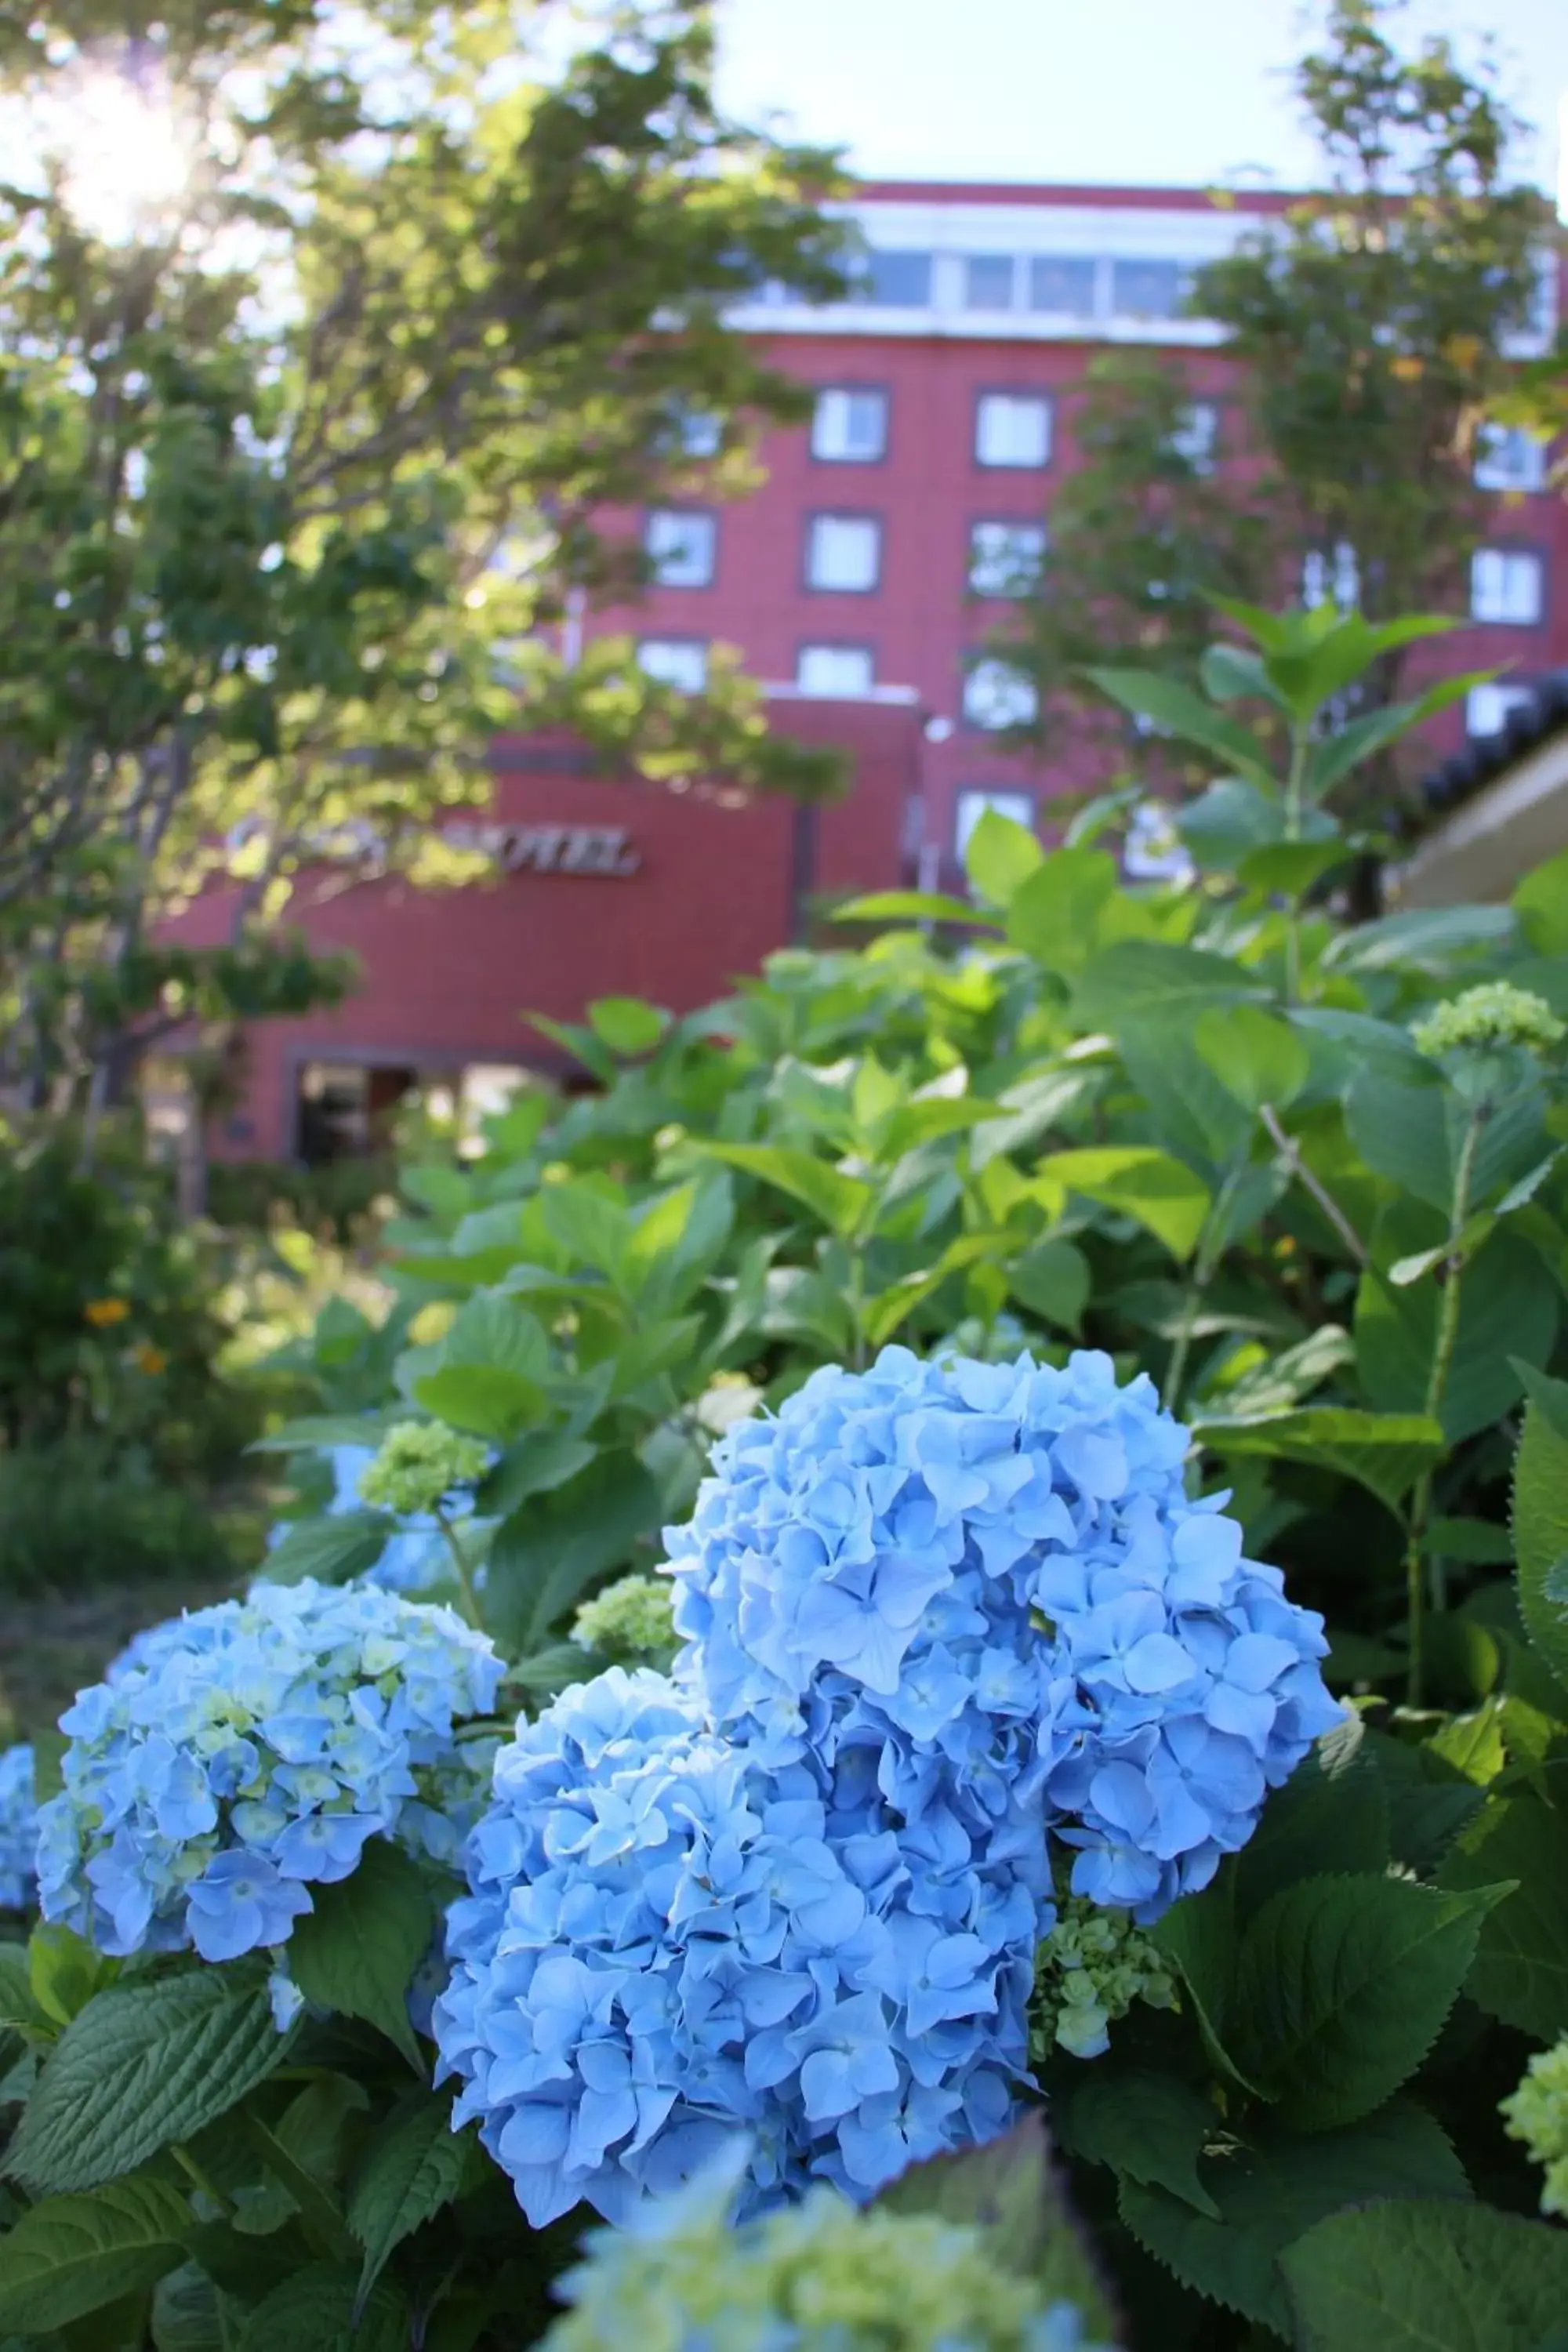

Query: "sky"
<box><xmin>713</xmin><ymin>0</ymin><xmax>1568</xmax><ymax>201</ymax></box>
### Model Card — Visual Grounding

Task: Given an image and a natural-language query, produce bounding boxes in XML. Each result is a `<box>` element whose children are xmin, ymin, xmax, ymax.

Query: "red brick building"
<box><xmin>192</xmin><ymin>180</ymin><xmax>1565</xmax><ymax>1160</ymax></box>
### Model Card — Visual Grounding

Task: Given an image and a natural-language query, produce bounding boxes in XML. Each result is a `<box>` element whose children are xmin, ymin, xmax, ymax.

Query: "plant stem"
<box><xmin>1258</xmin><ymin>1102</ymin><xmax>1369</xmax><ymax>1268</ymax></box>
<box><xmin>432</xmin><ymin>1502</ymin><xmax>482</xmax><ymax>1628</ymax></box>
<box><xmin>1163</xmin><ymin>1167</ymin><xmax>1242</xmax><ymax>1417</ymax></box>
<box><xmin>1403</xmin><ymin>1104</ymin><xmax>1485</xmax><ymax>1708</ymax></box>
<box><xmin>171</xmin><ymin>2140</ymin><xmax>236</xmax><ymax>2218</ymax></box>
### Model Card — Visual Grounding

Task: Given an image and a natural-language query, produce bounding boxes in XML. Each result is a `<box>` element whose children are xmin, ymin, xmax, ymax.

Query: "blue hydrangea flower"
<box><xmin>0</xmin><ymin>1744</ymin><xmax>36</xmax><ymax>1913</ymax></box>
<box><xmin>433</xmin><ymin>1668</ymin><xmax>1040</xmax><ymax>2226</ymax></box>
<box><xmin>438</xmin><ymin>1348</ymin><xmax>1339</xmax><ymax>2229</ymax></box>
<box><xmin>666</xmin><ymin>1347</ymin><xmax>1341</xmax><ymax>1922</ymax></box>
<box><xmin>37</xmin><ymin>1579</ymin><xmax>503</xmax><ymax>1962</ymax></box>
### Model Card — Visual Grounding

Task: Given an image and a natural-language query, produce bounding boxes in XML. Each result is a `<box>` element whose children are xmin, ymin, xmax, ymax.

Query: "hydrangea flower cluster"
<box><xmin>268</xmin><ymin>1444</ymin><xmax>476</xmax><ymax>1594</ymax></box>
<box><xmin>572</xmin><ymin>1573</ymin><xmax>678</xmax><ymax>1668</ymax></box>
<box><xmin>358</xmin><ymin>1421</ymin><xmax>491</xmax><ymax>1519</ymax></box>
<box><xmin>436</xmin><ymin>1348</ymin><xmax>1338</xmax><ymax>2227</ymax></box>
<box><xmin>539</xmin><ymin>2142</ymin><xmax>1120</xmax><ymax>2352</ymax></box>
<box><xmin>38</xmin><ymin>1578</ymin><xmax>503</xmax><ymax>1962</ymax></box>
<box><xmin>0</xmin><ymin>1744</ymin><xmax>36</xmax><ymax>1913</ymax></box>
<box><xmin>1501</xmin><ymin>2036</ymin><xmax>1568</xmax><ymax>2216</ymax></box>
<box><xmin>1412</xmin><ymin>981</ymin><xmax>1565</xmax><ymax>1062</ymax></box>
<box><xmin>1030</xmin><ymin>1894</ymin><xmax>1177</xmax><ymax>2062</ymax></box>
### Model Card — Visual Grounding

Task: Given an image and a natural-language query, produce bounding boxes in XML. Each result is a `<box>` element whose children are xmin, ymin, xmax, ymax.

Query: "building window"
<box><xmin>964</xmin><ymin>253</ymin><xmax>1017</xmax><ymax>310</ymax></box>
<box><xmin>1111</xmin><ymin>259</ymin><xmax>1188</xmax><ymax>319</ymax></box>
<box><xmin>1028</xmin><ymin>256</ymin><xmax>1098</xmax><ymax>317</ymax></box>
<box><xmin>1475</xmin><ymin>425</ymin><xmax>1547</xmax><ymax>494</ymax></box>
<box><xmin>968</xmin><ymin>521</ymin><xmax>1047</xmax><ymax>597</ymax></box>
<box><xmin>644</xmin><ymin>509</ymin><xmax>715</xmax><ymax>587</ymax></box>
<box><xmin>797</xmin><ymin>644</ymin><xmax>875</xmax><ymax>696</ymax></box>
<box><xmin>1471</xmin><ymin>547</ymin><xmax>1544</xmax><ymax>626</ymax></box>
<box><xmin>962</xmin><ymin>657</ymin><xmax>1040</xmax><ymax>730</ymax></box>
<box><xmin>664</xmin><ymin>402</ymin><xmax>721</xmax><ymax>458</ymax></box>
<box><xmin>1123</xmin><ymin>801</ymin><xmax>1195</xmax><ymax>884</ymax></box>
<box><xmin>975</xmin><ymin>393</ymin><xmax>1052</xmax><ymax>470</ymax></box>
<box><xmin>637</xmin><ymin>638</ymin><xmax>708</xmax><ymax>692</ymax></box>
<box><xmin>805</xmin><ymin>514</ymin><xmax>882</xmax><ymax>593</ymax></box>
<box><xmin>811</xmin><ymin>387</ymin><xmax>888</xmax><ymax>463</ymax></box>
<box><xmin>1171</xmin><ymin>401</ymin><xmax>1219</xmax><ymax>469</ymax></box>
<box><xmin>858</xmin><ymin>249</ymin><xmax>932</xmax><ymax>307</ymax></box>
<box><xmin>956</xmin><ymin>787</ymin><xmax>1034</xmax><ymax>860</ymax></box>
<box><xmin>1466</xmin><ymin>681</ymin><xmax>1536</xmax><ymax>737</ymax></box>
<box><xmin>1301</xmin><ymin>542</ymin><xmax>1360</xmax><ymax>612</ymax></box>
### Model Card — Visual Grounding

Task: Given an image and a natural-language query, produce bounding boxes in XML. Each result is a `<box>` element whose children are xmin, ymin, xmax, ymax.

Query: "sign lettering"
<box><xmin>440</xmin><ymin>821</ymin><xmax>641</xmax><ymax>877</ymax></box>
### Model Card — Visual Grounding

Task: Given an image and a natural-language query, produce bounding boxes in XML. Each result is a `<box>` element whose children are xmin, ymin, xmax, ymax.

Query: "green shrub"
<box><xmin>0</xmin><ymin>1438</ymin><xmax>242</xmax><ymax>1594</ymax></box>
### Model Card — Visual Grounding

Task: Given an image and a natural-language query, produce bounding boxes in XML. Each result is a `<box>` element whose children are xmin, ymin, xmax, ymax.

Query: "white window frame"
<box><xmin>968</xmin><ymin>521</ymin><xmax>1047</xmax><ymax>598</ymax></box>
<box><xmin>1474</xmin><ymin>424</ymin><xmax>1547</xmax><ymax>494</ymax></box>
<box><xmin>644</xmin><ymin>508</ymin><xmax>716</xmax><ymax>588</ymax></box>
<box><xmin>811</xmin><ymin>387</ymin><xmax>889</xmax><ymax>463</ymax></box>
<box><xmin>975</xmin><ymin>393</ymin><xmax>1052</xmax><ymax>470</ymax></box>
<box><xmin>796</xmin><ymin>644</ymin><xmax>876</xmax><ymax>697</ymax></box>
<box><xmin>1301</xmin><ymin>542</ymin><xmax>1360</xmax><ymax>613</ymax></box>
<box><xmin>962</xmin><ymin>657</ymin><xmax>1040</xmax><ymax>731</ymax></box>
<box><xmin>1471</xmin><ymin>547</ymin><xmax>1544</xmax><ymax>627</ymax></box>
<box><xmin>805</xmin><ymin>514</ymin><xmax>882</xmax><ymax>593</ymax></box>
<box><xmin>1465</xmin><ymin>681</ymin><xmax>1536</xmax><ymax>737</ymax></box>
<box><xmin>956</xmin><ymin>787</ymin><xmax>1034</xmax><ymax>861</ymax></box>
<box><xmin>637</xmin><ymin>638</ymin><xmax>709</xmax><ymax>692</ymax></box>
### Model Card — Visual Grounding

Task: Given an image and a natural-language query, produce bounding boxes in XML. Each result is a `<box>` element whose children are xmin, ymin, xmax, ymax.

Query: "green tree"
<box><xmin>0</xmin><ymin>0</ymin><xmax>848</xmax><ymax>1124</ymax></box>
<box><xmin>993</xmin><ymin>0</ymin><xmax>1549</xmax><ymax>807</ymax></box>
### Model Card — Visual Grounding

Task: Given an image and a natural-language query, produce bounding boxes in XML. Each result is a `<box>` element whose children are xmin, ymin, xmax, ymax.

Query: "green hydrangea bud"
<box><xmin>571</xmin><ymin>1572</ymin><xmax>677</xmax><ymax>1668</ymax></box>
<box><xmin>1032</xmin><ymin>1896</ymin><xmax>1178</xmax><ymax>2063</ymax></box>
<box><xmin>358</xmin><ymin>1421</ymin><xmax>489</xmax><ymax>1519</ymax></box>
<box><xmin>1501</xmin><ymin>2037</ymin><xmax>1568</xmax><ymax>2216</ymax></box>
<box><xmin>542</xmin><ymin>2151</ymin><xmax>1120</xmax><ymax>2350</ymax></box>
<box><xmin>1411</xmin><ymin>982</ymin><xmax>1565</xmax><ymax>1062</ymax></box>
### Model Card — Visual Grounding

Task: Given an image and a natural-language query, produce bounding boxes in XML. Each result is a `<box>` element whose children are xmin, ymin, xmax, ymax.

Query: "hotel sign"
<box><xmin>438</xmin><ymin>821</ymin><xmax>641</xmax><ymax>877</ymax></box>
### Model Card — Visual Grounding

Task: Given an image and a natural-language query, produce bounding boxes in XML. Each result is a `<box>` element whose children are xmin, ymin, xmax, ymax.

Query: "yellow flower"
<box><xmin>1390</xmin><ymin>354</ymin><xmax>1424</xmax><ymax>383</ymax></box>
<box><xmin>132</xmin><ymin>1343</ymin><xmax>168</xmax><ymax>1375</ymax></box>
<box><xmin>83</xmin><ymin>1298</ymin><xmax>130</xmax><ymax>1327</ymax></box>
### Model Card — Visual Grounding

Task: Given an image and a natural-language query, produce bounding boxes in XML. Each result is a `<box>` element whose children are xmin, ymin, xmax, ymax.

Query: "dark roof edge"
<box><xmin>1421</xmin><ymin>670</ymin><xmax>1568</xmax><ymax>818</ymax></box>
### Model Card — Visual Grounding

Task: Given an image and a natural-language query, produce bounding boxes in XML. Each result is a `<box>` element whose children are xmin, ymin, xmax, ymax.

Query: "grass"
<box><xmin>0</xmin><ymin>1566</ymin><xmax>246</xmax><ymax>1745</ymax></box>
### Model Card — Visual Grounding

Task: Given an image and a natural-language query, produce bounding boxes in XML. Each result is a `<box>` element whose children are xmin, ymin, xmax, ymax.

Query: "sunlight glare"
<box><xmin>43</xmin><ymin>71</ymin><xmax>193</xmax><ymax>242</ymax></box>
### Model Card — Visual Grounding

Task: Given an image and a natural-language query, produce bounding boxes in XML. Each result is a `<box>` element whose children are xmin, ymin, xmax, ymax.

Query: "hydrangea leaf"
<box><xmin>484</xmin><ymin>1456</ymin><xmax>663</xmax><ymax>1655</ymax></box>
<box><xmin>868</xmin><ymin>2113</ymin><xmax>1119</xmax><ymax>2340</ymax></box>
<box><xmin>287</xmin><ymin>1844</ymin><xmax>434</xmax><ymax>2072</ymax></box>
<box><xmin>234</xmin><ymin>2261</ymin><xmax>408</xmax><ymax>2352</ymax></box>
<box><xmin>1439</xmin><ymin>1794</ymin><xmax>1568</xmax><ymax>2045</ymax></box>
<box><xmin>5</xmin><ymin>1971</ymin><xmax>293</xmax><ymax>2195</ymax></box>
<box><xmin>1053</xmin><ymin>2068</ymin><xmax>1221</xmax><ymax>2219</ymax></box>
<box><xmin>1226</xmin><ymin>1874</ymin><xmax>1507</xmax><ymax>2129</ymax></box>
<box><xmin>1512</xmin><ymin>1380</ymin><xmax>1568</xmax><ymax>1702</ymax></box>
<box><xmin>0</xmin><ymin>2171</ymin><xmax>192</xmax><ymax>2335</ymax></box>
<box><xmin>346</xmin><ymin>2089</ymin><xmax>475</xmax><ymax>2303</ymax></box>
<box><xmin>832</xmin><ymin>888</ymin><xmax>991</xmax><ymax>927</ymax></box>
<box><xmin>964</xmin><ymin>808</ymin><xmax>1044</xmax><ymax>909</ymax></box>
<box><xmin>1190</xmin><ymin>1407</ymin><xmax>1444</xmax><ymax>1517</ymax></box>
<box><xmin>151</xmin><ymin>2259</ymin><xmax>243</xmax><ymax>2351</ymax></box>
<box><xmin>1356</xmin><ymin>1237</ymin><xmax>1559</xmax><ymax>1446</ymax></box>
<box><xmin>411</xmin><ymin>1363</ymin><xmax>547</xmax><ymax>1443</ymax></box>
<box><xmin>688</xmin><ymin>1140</ymin><xmax>873</xmax><ymax>1240</ymax></box>
<box><xmin>261</xmin><ymin>1510</ymin><xmax>397</xmax><ymax>1588</ymax></box>
<box><xmin>1281</xmin><ymin>2197</ymin><xmax>1568</xmax><ymax>2352</ymax></box>
<box><xmin>1231</xmin><ymin>1718</ymin><xmax>1389</xmax><ymax>1922</ymax></box>
<box><xmin>1120</xmin><ymin>2100</ymin><xmax>1469</xmax><ymax>2338</ymax></box>
<box><xmin>1036</xmin><ymin>1147</ymin><xmax>1211</xmax><ymax>1261</ymax></box>
<box><xmin>1195</xmin><ymin>1003</ymin><xmax>1311</xmax><ymax>1114</ymax></box>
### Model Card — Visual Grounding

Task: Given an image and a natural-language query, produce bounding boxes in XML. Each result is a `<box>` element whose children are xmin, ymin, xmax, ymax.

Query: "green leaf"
<box><xmin>1195</xmin><ymin>1003</ymin><xmax>1310</xmax><ymax>1112</ymax></box>
<box><xmin>26</xmin><ymin>1924</ymin><xmax>112</xmax><ymax>2030</ymax></box>
<box><xmin>347</xmin><ymin>2091</ymin><xmax>473</xmax><ymax>2303</ymax></box>
<box><xmin>586</xmin><ymin>995</ymin><xmax>667</xmax><ymax>1057</ymax></box>
<box><xmin>411</xmin><ymin>1362</ymin><xmax>546</xmax><ymax>1443</ymax></box>
<box><xmin>1514</xmin><ymin>1383</ymin><xmax>1568</xmax><ymax>1698</ymax></box>
<box><xmin>0</xmin><ymin>1946</ymin><xmax>45</xmax><ymax>2037</ymax></box>
<box><xmin>1282</xmin><ymin>2197</ymin><xmax>1568</xmax><ymax>2352</ymax></box>
<box><xmin>485</xmin><ymin>1457</ymin><xmax>662</xmax><ymax>1654</ymax></box>
<box><xmin>1233</xmin><ymin>1719</ymin><xmax>1389</xmax><ymax>1920</ymax></box>
<box><xmin>1358</xmin><ymin>1238</ymin><xmax>1558</xmax><ymax>1446</ymax></box>
<box><xmin>859</xmin><ymin>1238</ymin><xmax>996</xmax><ymax>1350</ymax></box>
<box><xmin>1083</xmin><ymin>666</ymin><xmax>1274</xmax><ymax>782</ymax></box>
<box><xmin>1225</xmin><ymin>1874</ymin><xmax>1503</xmax><ymax>2129</ymax></box>
<box><xmin>1326</xmin><ymin>902</ymin><xmax>1516</xmax><ymax>975</ymax></box>
<box><xmin>0</xmin><ymin>2173</ymin><xmax>191</xmax><ymax>2336</ymax></box>
<box><xmin>964</xmin><ymin>808</ymin><xmax>1044</xmax><ymax>909</ymax></box>
<box><xmin>833</xmin><ymin>889</ymin><xmax>992</xmax><ymax>927</ymax></box>
<box><xmin>7</xmin><ymin>1972</ymin><xmax>292</xmax><ymax>2195</ymax></box>
<box><xmin>248</xmin><ymin>1414</ymin><xmax>393</xmax><ymax>1455</ymax></box>
<box><xmin>260</xmin><ymin>1509</ymin><xmax>397</xmax><ymax>1590</ymax></box>
<box><xmin>1178</xmin><ymin>778</ymin><xmax>1283</xmax><ymax>871</ymax></box>
<box><xmin>1072</xmin><ymin>940</ymin><xmax>1265</xmax><ymax>1031</ymax></box>
<box><xmin>689</xmin><ymin>1141</ymin><xmax>873</xmax><ymax>1239</ymax></box>
<box><xmin>1201</xmin><ymin>641</ymin><xmax>1286</xmax><ymax>709</ymax></box>
<box><xmin>874</xmin><ymin>2113</ymin><xmax>1116</xmax><ymax>2339</ymax></box>
<box><xmin>1121</xmin><ymin>2100</ymin><xmax>1468</xmax><ymax>2339</ymax></box>
<box><xmin>1345</xmin><ymin>1069</ymin><xmax>1452</xmax><ymax>1210</ymax></box>
<box><xmin>1237</xmin><ymin>837</ymin><xmax>1355</xmax><ymax>898</ymax></box>
<box><xmin>1150</xmin><ymin>1875</ymin><xmax>1260</xmax><ymax>2097</ymax></box>
<box><xmin>241</xmin><ymin>2115</ymin><xmax>356</xmax><ymax>2264</ymax></box>
<box><xmin>151</xmin><ymin>2260</ymin><xmax>240</xmax><ymax>2351</ymax></box>
<box><xmin>1037</xmin><ymin>1146</ymin><xmax>1211</xmax><ymax>1261</ymax></box>
<box><xmin>1007</xmin><ymin>1239</ymin><xmax>1091</xmax><ymax>1335</ymax></box>
<box><xmin>287</xmin><ymin>1845</ymin><xmax>434</xmax><ymax>2071</ymax></box>
<box><xmin>1440</xmin><ymin>1794</ymin><xmax>1568</xmax><ymax>2044</ymax></box>
<box><xmin>1053</xmin><ymin>2067</ymin><xmax>1220</xmax><ymax>2218</ymax></box>
<box><xmin>1003</xmin><ymin>850</ymin><xmax>1117</xmax><ymax>971</ymax></box>
<box><xmin>235</xmin><ymin>2263</ymin><xmax>407</xmax><ymax>2352</ymax></box>
<box><xmin>1428</xmin><ymin>1515</ymin><xmax>1515</xmax><ymax>1566</ymax></box>
<box><xmin>1304</xmin><ymin>675</ymin><xmax>1489</xmax><ymax>804</ymax></box>
<box><xmin>1189</xmin><ymin>1408</ymin><xmax>1443</xmax><ymax>1516</ymax></box>
<box><xmin>1514</xmin><ymin>849</ymin><xmax>1568</xmax><ymax>959</ymax></box>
